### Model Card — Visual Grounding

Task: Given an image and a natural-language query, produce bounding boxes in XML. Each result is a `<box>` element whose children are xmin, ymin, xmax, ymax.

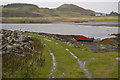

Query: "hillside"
<box><xmin>54</xmin><ymin>4</ymin><xmax>95</xmax><ymax>17</ymax></box>
<box><xmin>3</xmin><ymin>3</ymin><xmax>39</xmax><ymax>8</ymax></box>
<box><xmin>2</xmin><ymin>3</ymin><xmax>96</xmax><ymax>17</ymax></box>
<box><xmin>2</xmin><ymin>3</ymin><xmax>41</xmax><ymax>17</ymax></box>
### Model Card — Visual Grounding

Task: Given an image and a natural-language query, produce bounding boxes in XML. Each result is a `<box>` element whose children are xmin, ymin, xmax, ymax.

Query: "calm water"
<box><xmin>2</xmin><ymin>22</ymin><xmax>119</xmax><ymax>39</ymax></box>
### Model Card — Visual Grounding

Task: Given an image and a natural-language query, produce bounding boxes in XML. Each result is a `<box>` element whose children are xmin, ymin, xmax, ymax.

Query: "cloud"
<box><xmin>1</xmin><ymin>0</ymin><xmax>120</xmax><ymax>3</ymax></box>
<box><xmin>1</xmin><ymin>0</ymin><xmax>118</xmax><ymax>13</ymax></box>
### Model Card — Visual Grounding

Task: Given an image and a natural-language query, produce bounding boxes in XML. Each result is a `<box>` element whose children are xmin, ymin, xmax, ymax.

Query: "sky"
<box><xmin>1</xmin><ymin>0</ymin><xmax>119</xmax><ymax>14</ymax></box>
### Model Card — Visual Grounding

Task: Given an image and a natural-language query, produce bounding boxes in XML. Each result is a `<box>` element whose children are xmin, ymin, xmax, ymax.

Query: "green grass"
<box><xmin>86</xmin><ymin>52</ymin><xmax>118</xmax><ymax>78</ymax></box>
<box><xmin>51</xmin><ymin>37</ymin><xmax>118</xmax><ymax>78</ymax></box>
<box><xmin>2</xmin><ymin>37</ymin><xmax>52</xmax><ymax>78</ymax></box>
<box><xmin>2</xmin><ymin>3</ymin><xmax>95</xmax><ymax>17</ymax></box>
<box><xmin>37</xmin><ymin>35</ymin><xmax>95</xmax><ymax>61</ymax></box>
<box><xmin>3</xmin><ymin>33</ymin><xmax>118</xmax><ymax>78</ymax></box>
<box><xmin>26</xmin><ymin>33</ymin><xmax>87</xmax><ymax>78</ymax></box>
<box><xmin>3</xmin><ymin>7</ymin><xmax>19</xmax><ymax>11</ymax></box>
<box><xmin>25</xmin><ymin>33</ymin><xmax>118</xmax><ymax>78</ymax></box>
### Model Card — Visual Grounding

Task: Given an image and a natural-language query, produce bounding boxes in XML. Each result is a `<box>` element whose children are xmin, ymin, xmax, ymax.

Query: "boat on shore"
<box><xmin>73</xmin><ymin>36</ymin><xmax>94</xmax><ymax>42</ymax></box>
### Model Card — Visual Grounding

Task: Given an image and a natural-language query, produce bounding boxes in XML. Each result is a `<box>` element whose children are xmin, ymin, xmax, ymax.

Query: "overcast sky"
<box><xmin>1</xmin><ymin>0</ymin><xmax>119</xmax><ymax>13</ymax></box>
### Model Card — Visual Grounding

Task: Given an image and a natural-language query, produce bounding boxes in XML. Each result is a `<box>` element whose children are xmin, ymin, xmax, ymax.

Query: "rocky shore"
<box><xmin>1</xmin><ymin>21</ymin><xmax>52</xmax><ymax>24</ymax></box>
<box><xmin>24</xmin><ymin>31</ymin><xmax>119</xmax><ymax>53</ymax></box>
<box><xmin>1</xmin><ymin>29</ymin><xmax>119</xmax><ymax>54</ymax></box>
<box><xmin>1</xmin><ymin>29</ymin><xmax>39</xmax><ymax>56</ymax></box>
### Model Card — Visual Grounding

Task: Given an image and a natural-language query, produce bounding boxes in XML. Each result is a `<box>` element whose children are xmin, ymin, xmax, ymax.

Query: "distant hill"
<box><xmin>2</xmin><ymin>3</ymin><xmax>41</xmax><ymax>17</ymax></box>
<box><xmin>3</xmin><ymin>3</ymin><xmax>39</xmax><ymax>8</ymax></box>
<box><xmin>2</xmin><ymin>3</ymin><xmax>96</xmax><ymax>17</ymax></box>
<box><xmin>54</xmin><ymin>4</ymin><xmax>95</xmax><ymax>17</ymax></box>
<box><xmin>56</xmin><ymin>4</ymin><xmax>95</xmax><ymax>14</ymax></box>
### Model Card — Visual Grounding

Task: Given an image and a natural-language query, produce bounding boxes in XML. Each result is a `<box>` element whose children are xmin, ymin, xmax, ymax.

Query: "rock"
<box><xmin>6</xmin><ymin>45</ymin><xmax>13</xmax><ymax>50</ymax></box>
<box><xmin>0</xmin><ymin>51</ymin><xmax>2</xmax><ymax>55</ymax></box>
<box><xmin>6</xmin><ymin>51</ymin><xmax>11</xmax><ymax>54</ymax></box>
<box><xmin>13</xmin><ymin>44</ymin><xmax>20</xmax><ymax>48</ymax></box>
<box><xmin>34</xmin><ymin>51</ymin><xmax>39</xmax><ymax>54</ymax></box>
<box><xmin>19</xmin><ymin>46</ymin><xmax>24</xmax><ymax>50</ymax></box>
<box><xmin>18</xmin><ymin>35</ymin><xmax>24</xmax><ymax>41</ymax></box>
<box><xmin>1</xmin><ymin>29</ymin><xmax>39</xmax><ymax>56</ymax></box>
<box><xmin>20</xmin><ymin>54</ymin><xmax>25</xmax><ymax>57</ymax></box>
<box><xmin>82</xmin><ymin>49</ymin><xmax>87</xmax><ymax>51</ymax></box>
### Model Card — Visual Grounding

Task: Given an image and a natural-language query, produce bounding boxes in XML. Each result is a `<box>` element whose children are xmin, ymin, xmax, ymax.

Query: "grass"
<box><xmin>1</xmin><ymin>16</ymin><xmax>118</xmax><ymax>22</ymax></box>
<box><xmin>3</xmin><ymin>32</ymin><xmax>118</xmax><ymax>78</ymax></box>
<box><xmin>38</xmin><ymin>35</ymin><xmax>95</xmax><ymax>61</ymax></box>
<box><xmin>97</xmin><ymin>38</ymin><xmax>118</xmax><ymax>44</ymax></box>
<box><xmin>2</xmin><ymin>37</ymin><xmax>52</xmax><ymax>78</ymax></box>
<box><xmin>25</xmin><ymin>33</ymin><xmax>118</xmax><ymax>78</ymax></box>
<box><xmin>26</xmin><ymin>33</ymin><xmax>87</xmax><ymax>78</ymax></box>
<box><xmin>86</xmin><ymin>52</ymin><xmax>118</xmax><ymax>78</ymax></box>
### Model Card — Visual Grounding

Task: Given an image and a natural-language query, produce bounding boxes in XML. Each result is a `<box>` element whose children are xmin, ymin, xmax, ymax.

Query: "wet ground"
<box><xmin>39</xmin><ymin>33</ymin><xmax>119</xmax><ymax>53</ymax></box>
<box><xmin>84</xmin><ymin>43</ymin><xmax>117</xmax><ymax>53</ymax></box>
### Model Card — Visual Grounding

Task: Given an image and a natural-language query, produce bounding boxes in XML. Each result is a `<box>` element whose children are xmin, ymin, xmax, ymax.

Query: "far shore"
<box><xmin>1</xmin><ymin>16</ymin><xmax>118</xmax><ymax>23</ymax></box>
<box><xmin>1</xmin><ymin>17</ymin><xmax>118</xmax><ymax>27</ymax></box>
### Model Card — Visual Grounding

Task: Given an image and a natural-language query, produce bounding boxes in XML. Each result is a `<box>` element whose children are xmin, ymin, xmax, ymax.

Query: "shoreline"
<box><xmin>1</xmin><ymin>16</ymin><xmax>118</xmax><ymax>23</ymax></box>
<box><xmin>24</xmin><ymin>30</ymin><xmax>119</xmax><ymax>53</ymax></box>
<box><xmin>1</xmin><ymin>21</ymin><xmax>118</xmax><ymax>27</ymax></box>
<box><xmin>1</xmin><ymin>20</ymin><xmax>118</xmax><ymax>23</ymax></box>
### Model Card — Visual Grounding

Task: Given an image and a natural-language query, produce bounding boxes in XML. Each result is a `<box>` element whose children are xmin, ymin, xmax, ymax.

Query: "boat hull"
<box><xmin>75</xmin><ymin>40</ymin><xmax>93</xmax><ymax>42</ymax></box>
<box><xmin>73</xmin><ymin>36</ymin><xmax>94</xmax><ymax>42</ymax></box>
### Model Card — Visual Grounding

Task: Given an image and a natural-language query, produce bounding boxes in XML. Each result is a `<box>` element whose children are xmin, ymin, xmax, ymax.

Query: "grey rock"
<box><xmin>1</xmin><ymin>29</ymin><xmax>39</xmax><ymax>56</ymax></box>
<box><xmin>6</xmin><ymin>45</ymin><xmax>13</xmax><ymax>50</ymax></box>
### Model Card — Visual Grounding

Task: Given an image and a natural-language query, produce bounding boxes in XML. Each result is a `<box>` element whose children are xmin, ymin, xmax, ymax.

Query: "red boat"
<box><xmin>73</xmin><ymin>36</ymin><xmax>94</xmax><ymax>42</ymax></box>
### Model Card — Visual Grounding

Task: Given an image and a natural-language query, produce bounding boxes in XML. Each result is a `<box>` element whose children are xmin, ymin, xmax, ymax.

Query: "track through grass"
<box><xmin>25</xmin><ymin>33</ymin><xmax>118</xmax><ymax>78</ymax></box>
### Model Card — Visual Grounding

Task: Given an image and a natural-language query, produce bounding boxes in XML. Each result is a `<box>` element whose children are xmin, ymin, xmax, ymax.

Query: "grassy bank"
<box><xmin>26</xmin><ymin>33</ymin><xmax>87</xmax><ymax>78</ymax></box>
<box><xmin>2</xmin><ymin>37</ymin><xmax>52</xmax><ymax>78</ymax></box>
<box><xmin>1</xmin><ymin>16</ymin><xmax>118</xmax><ymax>22</ymax></box>
<box><xmin>3</xmin><ymin>32</ymin><xmax>118</xmax><ymax>78</ymax></box>
<box><xmin>25</xmin><ymin>33</ymin><xmax>118</xmax><ymax>78</ymax></box>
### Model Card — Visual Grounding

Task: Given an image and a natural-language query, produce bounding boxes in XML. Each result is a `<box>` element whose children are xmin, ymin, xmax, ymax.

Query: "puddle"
<box><xmin>49</xmin><ymin>53</ymin><xmax>56</xmax><ymax>76</ymax></box>
<box><xmin>66</xmin><ymin>49</ymin><xmax>92</xmax><ymax>78</ymax></box>
<box><xmin>116</xmin><ymin>57</ymin><xmax>120</xmax><ymax>61</ymax></box>
<box><xmin>44</xmin><ymin>38</ymin><xmax>52</xmax><ymax>42</ymax></box>
<box><xmin>44</xmin><ymin>38</ymin><xmax>58</xmax><ymax>45</ymax></box>
<box><xmin>44</xmin><ymin>44</ymin><xmax>56</xmax><ymax>78</ymax></box>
